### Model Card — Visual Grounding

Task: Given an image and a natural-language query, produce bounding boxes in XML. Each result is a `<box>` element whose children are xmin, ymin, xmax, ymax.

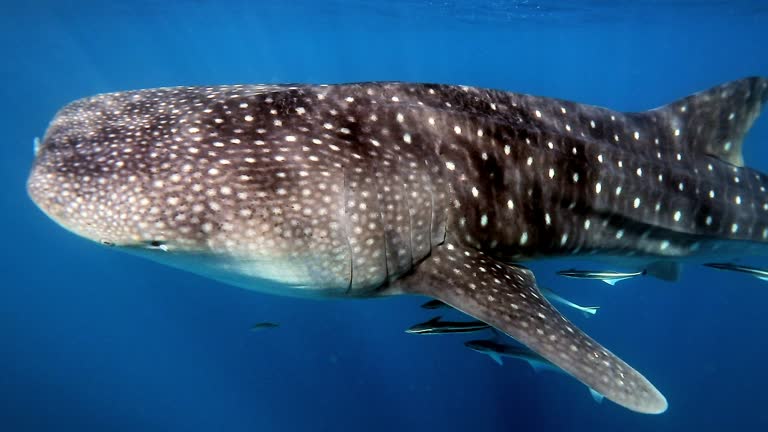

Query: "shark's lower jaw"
<box><xmin>118</xmin><ymin>246</ymin><xmax>361</xmax><ymax>298</ymax></box>
<box><xmin>27</xmin><ymin>78</ymin><xmax>768</xmax><ymax>414</ymax></box>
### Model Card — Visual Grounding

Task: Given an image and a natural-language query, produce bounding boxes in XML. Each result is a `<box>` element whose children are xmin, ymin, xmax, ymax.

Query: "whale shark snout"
<box><xmin>27</xmin><ymin>101</ymin><xmax>169</xmax><ymax>249</ymax></box>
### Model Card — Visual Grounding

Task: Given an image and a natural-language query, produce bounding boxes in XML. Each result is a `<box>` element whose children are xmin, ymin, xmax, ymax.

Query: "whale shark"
<box><xmin>27</xmin><ymin>77</ymin><xmax>768</xmax><ymax>414</ymax></box>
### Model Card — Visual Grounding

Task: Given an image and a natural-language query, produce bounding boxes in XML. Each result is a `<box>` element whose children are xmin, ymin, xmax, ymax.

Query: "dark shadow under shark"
<box><xmin>27</xmin><ymin>77</ymin><xmax>768</xmax><ymax>414</ymax></box>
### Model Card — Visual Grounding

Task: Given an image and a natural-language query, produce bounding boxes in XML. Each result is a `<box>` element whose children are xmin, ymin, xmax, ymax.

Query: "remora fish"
<box><xmin>465</xmin><ymin>338</ymin><xmax>556</xmax><ymax>369</ymax></box>
<box><xmin>465</xmin><ymin>339</ymin><xmax>605</xmax><ymax>403</ymax></box>
<box><xmin>250</xmin><ymin>322</ymin><xmax>280</xmax><ymax>331</ymax></box>
<box><xmin>421</xmin><ymin>289</ymin><xmax>598</xmax><ymax>316</ymax></box>
<box><xmin>704</xmin><ymin>262</ymin><xmax>768</xmax><ymax>281</ymax></box>
<box><xmin>27</xmin><ymin>77</ymin><xmax>768</xmax><ymax>414</ymax></box>
<box><xmin>539</xmin><ymin>287</ymin><xmax>600</xmax><ymax>317</ymax></box>
<box><xmin>405</xmin><ymin>316</ymin><xmax>490</xmax><ymax>334</ymax></box>
<box><xmin>420</xmin><ymin>299</ymin><xmax>453</xmax><ymax>310</ymax></box>
<box><xmin>557</xmin><ymin>269</ymin><xmax>646</xmax><ymax>285</ymax></box>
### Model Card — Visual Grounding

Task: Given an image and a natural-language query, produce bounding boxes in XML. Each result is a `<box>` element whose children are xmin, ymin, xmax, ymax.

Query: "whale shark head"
<box><xmin>27</xmin><ymin>86</ymin><xmax>369</xmax><ymax>297</ymax></box>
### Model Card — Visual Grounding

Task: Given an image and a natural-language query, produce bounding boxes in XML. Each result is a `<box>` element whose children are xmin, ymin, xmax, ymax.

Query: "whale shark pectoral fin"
<box><xmin>394</xmin><ymin>243</ymin><xmax>667</xmax><ymax>415</ymax></box>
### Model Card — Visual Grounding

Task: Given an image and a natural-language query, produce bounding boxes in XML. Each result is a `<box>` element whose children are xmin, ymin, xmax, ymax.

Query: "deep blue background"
<box><xmin>2</xmin><ymin>1</ymin><xmax>768</xmax><ymax>431</ymax></box>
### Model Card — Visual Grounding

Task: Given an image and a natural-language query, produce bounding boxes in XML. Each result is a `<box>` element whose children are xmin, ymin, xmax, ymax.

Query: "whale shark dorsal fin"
<box><xmin>647</xmin><ymin>77</ymin><xmax>768</xmax><ymax>167</ymax></box>
<box><xmin>394</xmin><ymin>241</ymin><xmax>668</xmax><ymax>415</ymax></box>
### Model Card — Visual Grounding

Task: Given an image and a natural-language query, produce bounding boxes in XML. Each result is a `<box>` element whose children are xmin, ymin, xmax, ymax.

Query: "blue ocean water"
<box><xmin>2</xmin><ymin>1</ymin><xmax>768</xmax><ymax>430</ymax></box>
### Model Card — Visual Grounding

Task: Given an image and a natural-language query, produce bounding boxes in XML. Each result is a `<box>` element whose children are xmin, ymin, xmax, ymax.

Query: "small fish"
<box><xmin>250</xmin><ymin>322</ymin><xmax>279</xmax><ymax>331</ymax></box>
<box><xmin>405</xmin><ymin>316</ymin><xmax>490</xmax><ymax>335</ymax></box>
<box><xmin>557</xmin><ymin>269</ymin><xmax>646</xmax><ymax>285</ymax></box>
<box><xmin>704</xmin><ymin>263</ymin><xmax>768</xmax><ymax>281</ymax></box>
<box><xmin>420</xmin><ymin>299</ymin><xmax>453</xmax><ymax>310</ymax></box>
<box><xmin>464</xmin><ymin>339</ymin><xmax>605</xmax><ymax>403</ymax></box>
<box><xmin>464</xmin><ymin>338</ymin><xmax>553</xmax><ymax>369</ymax></box>
<box><xmin>540</xmin><ymin>287</ymin><xmax>600</xmax><ymax>317</ymax></box>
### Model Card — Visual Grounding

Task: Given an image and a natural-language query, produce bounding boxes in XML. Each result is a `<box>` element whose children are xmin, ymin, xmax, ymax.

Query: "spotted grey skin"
<box><xmin>27</xmin><ymin>78</ymin><xmax>768</xmax><ymax>414</ymax></box>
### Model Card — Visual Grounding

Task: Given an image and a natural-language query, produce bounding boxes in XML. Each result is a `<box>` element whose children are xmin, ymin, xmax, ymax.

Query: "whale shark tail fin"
<box><xmin>393</xmin><ymin>239</ymin><xmax>668</xmax><ymax>415</ymax></box>
<box><xmin>646</xmin><ymin>77</ymin><xmax>768</xmax><ymax>167</ymax></box>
